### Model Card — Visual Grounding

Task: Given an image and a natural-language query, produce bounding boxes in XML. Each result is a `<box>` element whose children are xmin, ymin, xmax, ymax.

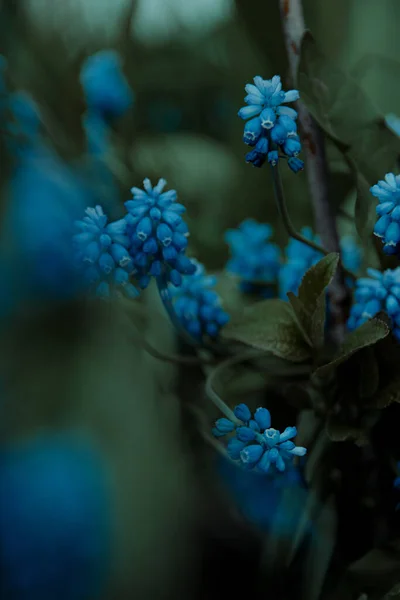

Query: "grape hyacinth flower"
<box><xmin>213</xmin><ymin>403</ymin><xmax>306</xmax><ymax>474</ymax></box>
<box><xmin>124</xmin><ymin>178</ymin><xmax>196</xmax><ymax>289</ymax></box>
<box><xmin>347</xmin><ymin>267</ymin><xmax>400</xmax><ymax>340</ymax></box>
<box><xmin>73</xmin><ymin>205</ymin><xmax>139</xmax><ymax>299</ymax></box>
<box><xmin>170</xmin><ymin>261</ymin><xmax>229</xmax><ymax>339</ymax></box>
<box><xmin>371</xmin><ymin>173</ymin><xmax>400</xmax><ymax>255</ymax></box>
<box><xmin>80</xmin><ymin>50</ymin><xmax>134</xmax><ymax>120</ymax></box>
<box><xmin>224</xmin><ymin>219</ymin><xmax>281</xmax><ymax>296</ymax></box>
<box><xmin>279</xmin><ymin>227</ymin><xmax>322</xmax><ymax>299</ymax></box>
<box><xmin>238</xmin><ymin>75</ymin><xmax>304</xmax><ymax>172</ymax></box>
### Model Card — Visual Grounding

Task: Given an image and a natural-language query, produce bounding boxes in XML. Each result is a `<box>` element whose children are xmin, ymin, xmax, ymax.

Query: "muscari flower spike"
<box><xmin>238</xmin><ymin>75</ymin><xmax>304</xmax><ymax>172</ymax></box>
<box><xmin>124</xmin><ymin>178</ymin><xmax>196</xmax><ymax>289</ymax></box>
<box><xmin>347</xmin><ymin>267</ymin><xmax>400</xmax><ymax>341</ymax></box>
<box><xmin>73</xmin><ymin>205</ymin><xmax>139</xmax><ymax>299</ymax></box>
<box><xmin>224</xmin><ymin>219</ymin><xmax>281</xmax><ymax>296</ymax></box>
<box><xmin>170</xmin><ymin>261</ymin><xmax>229</xmax><ymax>339</ymax></box>
<box><xmin>371</xmin><ymin>173</ymin><xmax>400</xmax><ymax>255</ymax></box>
<box><xmin>213</xmin><ymin>403</ymin><xmax>306</xmax><ymax>474</ymax></box>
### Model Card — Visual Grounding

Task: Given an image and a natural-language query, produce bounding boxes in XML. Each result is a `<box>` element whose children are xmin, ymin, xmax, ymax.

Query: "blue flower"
<box><xmin>279</xmin><ymin>227</ymin><xmax>322</xmax><ymax>299</ymax></box>
<box><xmin>213</xmin><ymin>403</ymin><xmax>306</xmax><ymax>474</ymax></box>
<box><xmin>73</xmin><ymin>205</ymin><xmax>139</xmax><ymax>299</ymax></box>
<box><xmin>125</xmin><ymin>178</ymin><xmax>196</xmax><ymax>289</ymax></box>
<box><xmin>348</xmin><ymin>267</ymin><xmax>400</xmax><ymax>340</ymax></box>
<box><xmin>170</xmin><ymin>261</ymin><xmax>229</xmax><ymax>339</ymax></box>
<box><xmin>340</xmin><ymin>235</ymin><xmax>362</xmax><ymax>273</ymax></box>
<box><xmin>0</xmin><ymin>434</ymin><xmax>111</xmax><ymax>600</ymax></box>
<box><xmin>238</xmin><ymin>75</ymin><xmax>304</xmax><ymax>172</ymax></box>
<box><xmin>371</xmin><ymin>173</ymin><xmax>400</xmax><ymax>255</ymax></box>
<box><xmin>225</xmin><ymin>219</ymin><xmax>281</xmax><ymax>295</ymax></box>
<box><xmin>80</xmin><ymin>50</ymin><xmax>134</xmax><ymax>119</ymax></box>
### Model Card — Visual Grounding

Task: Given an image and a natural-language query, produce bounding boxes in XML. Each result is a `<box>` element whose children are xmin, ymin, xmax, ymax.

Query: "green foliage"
<box><xmin>313</xmin><ymin>316</ymin><xmax>390</xmax><ymax>379</ymax></box>
<box><xmin>298</xmin><ymin>31</ymin><xmax>400</xmax><ymax>241</ymax></box>
<box><xmin>222</xmin><ymin>298</ymin><xmax>311</xmax><ymax>362</ymax></box>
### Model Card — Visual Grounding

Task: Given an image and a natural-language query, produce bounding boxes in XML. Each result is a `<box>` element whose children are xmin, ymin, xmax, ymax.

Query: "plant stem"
<box><xmin>279</xmin><ymin>0</ymin><xmax>350</xmax><ymax>343</ymax></box>
<box><xmin>156</xmin><ymin>274</ymin><xmax>201</xmax><ymax>348</ymax></box>
<box><xmin>271</xmin><ymin>165</ymin><xmax>328</xmax><ymax>256</ymax></box>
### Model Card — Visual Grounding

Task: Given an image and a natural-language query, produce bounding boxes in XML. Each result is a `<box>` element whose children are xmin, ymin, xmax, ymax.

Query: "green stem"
<box><xmin>271</xmin><ymin>164</ymin><xmax>328</xmax><ymax>256</ymax></box>
<box><xmin>205</xmin><ymin>349</ymin><xmax>269</xmax><ymax>423</ymax></box>
<box><xmin>156</xmin><ymin>274</ymin><xmax>201</xmax><ymax>348</ymax></box>
<box><xmin>271</xmin><ymin>165</ymin><xmax>356</xmax><ymax>281</ymax></box>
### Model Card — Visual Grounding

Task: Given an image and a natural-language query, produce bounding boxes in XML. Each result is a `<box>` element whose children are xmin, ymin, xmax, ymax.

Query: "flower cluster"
<box><xmin>371</xmin><ymin>173</ymin><xmax>400</xmax><ymax>255</ymax></box>
<box><xmin>279</xmin><ymin>227</ymin><xmax>322</xmax><ymax>298</ymax></box>
<box><xmin>347</xmin><ymin>267</ymin><xmax>400</xmax><ymax>340</ymax></box>
<box><xmin>124</xmin><ymin>178</ymin><xmax>196</xmax><ymax>289</ymax></box>
<box><xmin>224</xmin><ymin>219</ymin><xmax>281</xmax><ymax>295</ymax></box>
<box><xmin>170</xmin><ymin>261</ymin><xmax>229</xmax><ymax>339</ymax></box>
<box><xmin>213</xmin><ymin>403</ymin><xmax>306</xmax><ymax>474</ymax></box>
<box><xmin>238</xmin><ymin>75</ymin><xmax>304</xmax><ymax>172</ymax></box>
<box><xmin>73</xmin><ymin>206</ymin><xmax>139</xmax><ymax>299</ymax></box>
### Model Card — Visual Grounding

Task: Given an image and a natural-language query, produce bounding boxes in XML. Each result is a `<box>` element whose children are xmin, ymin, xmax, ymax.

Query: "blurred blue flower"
<box><xmin>170</xmin><ymin>261</ymin><xmax>229</xmax><ymax>339</ymax></box>
<box><xmin>0</xmin><ymin>434</ymin><xmax>111</xmax><ymax>600</ymax></box>
<box><xmin>73</xmin><ymin>206</ymin><xmax>139</xmax><ymax>299</ymax></box>
<box><xmin>371</xmin><ymin>173</ymin><xmax>400</xmax><ymax>255</ymax></box>
<box><xmin>80</xmin><ymin>50</ymin><xmax>134</xmax><ymax>119</ymax></box>
<box><xmin>340</xmin><ymin>235</ymin><xmax>362</xmax><ymax>273</ymax></box>
<box><xmin>213</xmin><ymin>403</ymin><xmax>306</xmax><ymax>474</ymax></box>
<box><xmin>238</xmin><ymin>75</ymin><xmax>304</xmax><ymax>172</ymax></box>
<box><xmin>279</xmin><ymin>227</ymin><xmax>322</xmax><ymax>299</ymax></box>
<box><xmin>218</xmin><ymin>455</ymin><xmax>308</xmax><ymax>534</ymax></box>
<box><xmin>2</xmin><ymin>91</ymin><xmax>88</xmax><ymax>303</ymax></box>
<box><xmin>124</xmin><ymin>178</ymin><xmax>196</xmax><ymax>289</ymax></box>
<box><xmin>394</xmin><ymin>462</ymin><xmax>400</xmax><ymax>490</ymax></box>
<box><xmin>348</xmin><ymin>267</ymin><xmax>400</xmax><ymax>340</ymax></box>
<box><xmin>385</xmin><ymin>113</ymin><xmax>400</xmax><ymax>137</ymax></box>
<box><xmin>224</xmin><ymin>219</ymin><xmax>281</xmax><ymax>296</ymax></box>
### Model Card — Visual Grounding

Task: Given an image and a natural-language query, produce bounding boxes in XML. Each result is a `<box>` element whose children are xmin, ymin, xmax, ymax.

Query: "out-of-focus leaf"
<box><xmin>347</xmin><ymin>542</ymin><xmax>400</xmax><ymax>598</ymax></box>
<box><xmin>382</xmin><ymin>582</ymin><xmax>400</xmax><ymax>599</ymax></box>
<box><xmin>222</xmin><ymin>299</ymin><xmax>311</xmax><ymax>363</ymax></box>
<box><xmin>297</xmin><ymin>32</ymin><xmax>400</xmax><ymax>186</ymax></box>
<box><xmin>326</xmin><ymin>415</ymin><xmax>364</xmax><ymax>444</ymax></box>
<box><xmin>313</xmin><ymin>317</ymin><xmax>390</xmax><ymax>379</ymax></box>
<box><xmin>301</xmin><ymin>495</ymin><xmax>337</xmax><ymax>600</ymax></box>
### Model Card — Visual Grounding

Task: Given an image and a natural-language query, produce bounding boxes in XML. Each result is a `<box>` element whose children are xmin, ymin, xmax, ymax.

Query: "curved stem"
<box><xmin>271</xmin><ymin>164</ymin><xmax>328</xmax><ymax>256</ymax></box>
<box><xmin>156</xmin><ymin>274</ymin><xmax>201</xmax><ymax>348</ymax></box>
<box><xmin>271</xmin><ymin>165</ymin><xmax>356</xmax><ymax>282</ymax></box>
<box><xmin>205</xmin><ymin>349</ymin><xmax>269</xmax><ymax>423</ymax></box>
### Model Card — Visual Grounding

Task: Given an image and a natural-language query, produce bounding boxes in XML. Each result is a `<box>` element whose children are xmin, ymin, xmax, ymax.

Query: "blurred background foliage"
<box><xmin>1</xmin><ymin>0</ymin><xmax>400</xmax><ymax>599</ymax></box>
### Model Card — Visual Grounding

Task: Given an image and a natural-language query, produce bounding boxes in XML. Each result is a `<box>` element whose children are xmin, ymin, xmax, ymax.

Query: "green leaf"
<box><xmin>368</xmin><ymin>377</ymin><xmax>400</xmax><ymax>409</ymax></box>
<box><xmin>348</xmin><ymin>543</ymin><xmax>400</xmax><ymax>597</ymax></box>
<box><xmin>297</xmin><ymin>32</ymin><xmax>400</xmax><ymax>185</ymax></box>
<box><xmin>314</xmin><ymin>317</ymin><xmax>390</xmax><ymax>379</ymax></box>
<box><xmin>298</xmin><ymin>253</ymin><xmax>339</xmax><ymax>314</ymax></box>
<box><xmin>222</xmin><ymin>299</ymin><xmax>311</xmax><ymax>362</ymax></box>
<box><xmin>290</xmin><ymin>253</ymin><xmax>339</xmax><ymax>349</ymax></box>
<box><xmin>297</xmin><ymin>31</ymin><xmax>375</xmax><ymax>146</ymax></box>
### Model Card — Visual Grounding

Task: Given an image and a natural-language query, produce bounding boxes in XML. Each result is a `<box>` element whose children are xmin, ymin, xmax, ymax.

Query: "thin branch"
<box><xmin>279</xmin><ymin>0</ymin><xmax>350</xmax><ymax>343</ymax></box>
<box><xmin>205</xmin><ymin>349</ymin><xmax>269</xmax><ymax>423</ymax></box>
<box><xmin>271</xmin><ymin>166</ymin><xmax>356</xmax><ymax>281</ymax></box>
<box><xmin>271</xmin><ymin>164</ymin><xmax>328</xmax><ymax>256</ymax></box>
